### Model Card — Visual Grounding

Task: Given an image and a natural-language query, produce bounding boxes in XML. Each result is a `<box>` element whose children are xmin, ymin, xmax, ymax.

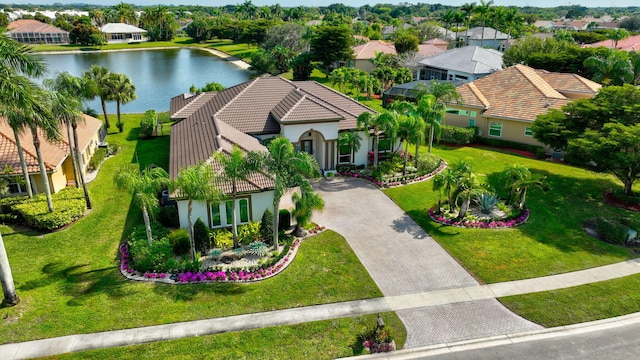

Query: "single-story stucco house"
<box><xmin>443</xmin><ymin>64</ymin><xmax>601</xmax><ymax>148</ymax></box>
<box><xmin>100</xmin><ymin>23</ymin><xmax>147</xmax><ymax>43</ymax></box>
<box><xmin>7</xmin><ymin>19</ymin><xmax>70</xmax><ymax>44</ymax></box>
<box><xmin>416</xmin><ymin>46</ymin><xmax>503</xmax><ymax>83</ymax></box>
<box><xmin>454</xmin><ymin>27</ymin><xmax>509</xmax><ymax>49</ymax></box>
<box><xmin>350</xmin><ymin>40</ymin><xmax>445</xmax><ymax>73</ymax></box>
<box><xmin>169</xmin><ymin>76</ymin><xmax>387</xmax><ymax>229</ymax></box>
<box><xmin>0</xmin><ymin>114</ymin><xmax>103</xmax><ymax>196</ymax></box>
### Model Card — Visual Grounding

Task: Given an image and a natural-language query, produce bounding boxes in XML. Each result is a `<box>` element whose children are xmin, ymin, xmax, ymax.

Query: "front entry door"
<box><xmin>300</xmin><ymin>139</ymin><xmax>312</xmax><ymax>154</ymax></box>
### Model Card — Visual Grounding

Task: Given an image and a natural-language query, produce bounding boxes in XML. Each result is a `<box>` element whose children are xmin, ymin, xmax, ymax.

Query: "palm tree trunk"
<box><xmin>12</xmin><ymin>128</ymin><xmax>33</xmax><ymax>198</ymax></box>
<box><xmin>188</xmin><ymin>200</ymin><xmax>196</xmax><ymax>261</ymax></box>
<box><xmin>73</xmin><ymin>125</ymin><xmax>92</xmax><ymax>209</ymax></box>
<box><xmin>519</xmin><ymin>188</ymin><xmax>527</xmax><ymax>210</ymax></box>
<box><xmin>232</xmin><ymin>195</ymin><xmax>239</xmax><ymax>248</ymax></box>
<box><xmin>66</xmin><ymin>120</ymin><xmax>80</xmax><ymax>188</ymax></box>
<box><xmin>414</xmin><ymin>137</ymin><xmax>421</xmax><ymax>167</ymax></box>
<box><xmin>116</xmin><ymin>100</ymin><xmax>122</xmax><ymax>126</ymax></box>
<box><xmin>32</xmin><ymin>128</ymin><xmax>54</xmax><ymax>213</ymax></box>
<box><xmin>403</xmin><ymin>141</ymin><xmax>409</xmax><ymax>175</ymax></box>
<box><xmin>428</xmin><ymin>124</ymin><xmax>435</xmax><ymax>154</ymax></box>
<box><xmin>0</xmin><ymin>232</ymin><xmax>19</xmax><ymax>306</ymax></box>
<box><xmin>142</xmin><ymin>204</ymin><xmax>153</xmax><ymax>246</ymax></box>
<box><xmin>272</xmin><ymin>201</ymin><xmax>280</xmax><ymax>252</ymax></box>
<box><xmin>100</xmin><ymin>97</ymin><xmax>110</xmax><ymax>129</ymax></box>
<box><xmin>373</xmin><ymin>133</ymin><xmax>379</xmax><ymax>169</ymax></box>
<box><xmin>458</xmin><ymin>198</ymin><xmax>470</xmax><ymax>219</ymax></box>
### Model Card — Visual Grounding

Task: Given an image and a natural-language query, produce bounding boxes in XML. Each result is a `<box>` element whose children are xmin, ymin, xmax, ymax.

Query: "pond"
<box><xmin>40</xmin><ymin>48</ymin><xmax>252</xmax><ymax>114</ymax></box>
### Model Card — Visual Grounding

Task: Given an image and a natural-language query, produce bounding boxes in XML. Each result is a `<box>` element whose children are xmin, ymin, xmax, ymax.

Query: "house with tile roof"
<box><xmin>0</xmin><ymin>115</ymin><xmax>103</xmax><ymax>196</ymax></box>
<box><xmin>100</xmin><ymin>23</ymin><xmax>147</xmax><ymax>43</ymax></box>
<box><xmin>416</xmin><ymin>46</ymin><xmax>503</xmax><ymax>84</ymax></box>
<box><xmin>350</xmin><ymin>40</ymin><xmax>445</xmax><ymax>72</ymax></box>
<box><xmin>169</xmin><ymin>76</ymin><xmax>382</xmax><ymax>229</ymax></box>
<box><xmin>584</xmin><ymin>34</ymin><xmax>640</xmax><ymax>51</ymax></box>
<box><xmin>455</xmin><ymin>27</ymin><xmax>509</xmax><ymax>49</ymax></box>
<box><xmin>7</xmin><ymin>19</ymin><xmax>69</xmax><ymax>44</ymax></box>
<box><xmin>443</xmin><ymin>64</ymin><xmax>601</xmax><ymax>148</ymax></box>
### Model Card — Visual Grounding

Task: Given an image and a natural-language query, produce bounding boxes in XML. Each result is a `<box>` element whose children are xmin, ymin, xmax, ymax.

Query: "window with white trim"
<box><xmin>210</xmin><ymin>199</ymin><xmax>251</xmax><ymax>228</ymax></box>
<box><xmin>524</xmin><ymin>127</ymin><xmax>534</xmax><ymax>137</ymax></box>
<box><xmin>338</xmin><ymin>144</ymin><xmax>352</xmax><ymax>164</ymax></box>
<box><xmin>489</xmin><ymin>122</ymin><xmax>503</xmax><ymax>137</ymax></box>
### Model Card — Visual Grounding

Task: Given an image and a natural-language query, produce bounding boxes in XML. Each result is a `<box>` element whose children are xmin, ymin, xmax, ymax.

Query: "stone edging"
<box><xmin>336</xmin><ymin>159</ymin><xmax>447</xmax><ymax>189</ymax></box>
<box><xmin>428</xmin><ymin>208</ymin><xmax>530</xmax><ymax>229</ymax></box>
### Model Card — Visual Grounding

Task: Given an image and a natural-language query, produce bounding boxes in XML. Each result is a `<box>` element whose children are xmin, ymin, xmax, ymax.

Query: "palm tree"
<box><xmin>460</xmin><ymin>2</ymin><xmax>477</xmax><ymax>46</ymax></box>
<box><xmin>263</xmin><ymin>137</ymin><xmax>319</xmax><ymax>251</ymax></box>
<box><xmin>455</xmin><ymin>171</ymin><xmax>483</xmax><ymax>219</ymax></box>
<box><xmin>433</xmin><ymin>167</ymin><xmax>460</xmax><ymax>213</ymax></box>
<box><xmin>0</xmin><ymin>231</ymin><xmax>18</xmax><ymax>306</ymax></box>
<box><xmin>291</xmin><ymin>182</ymin><xmax>325</xmax><ymax>237</ymax></box>
<box><xmin>475</xmin><ymin>0</ymin><xmax>494</xmax><ymax>48</ymax></box>
<box><xmin>357</xmin><ymin>111</ymin><xmax>398</xmax><ymax>170</ymax></box>
<box><xmin>114</xmin><ymin>165</ymin><xmax>171</xmax><ymax>246</ymax></box>
<box><xmin>414</xmin><ymin>94</ymin><xmax>441</xmax><ymax>156</ymax></box>
<box><xmin>609</xmin><ymin>28</ymin><xmax>630</xmax><ymax>48</ymax></box>
<box><xmin>629</xmin><ymin>51</ymin><xmax>640</xmax><ymax>85</ymax></box>
<box><xmin>492</xmin><ymin>6</ymin><xmax>506</xmax><ymax>49</ymax></box>
<box><xmin>83</xmin><ymin>65</ymin><xmax>113</xmax><ymax>129</ymax></box>
<box><xmin>338</xmin><ymin>131</ymin><xmax>362</xmax><ymax>164</ymax></box>
<box><xmin>396</xmin><ymin>114</ymin><xmax>425</xmax><ymax>175</ymax></box>
<box><xmin>501</xmin><ymin>163</ymin><xmax>531</xmax><ymax>205</ymax></box>
<box><xmin>440</xmin><ymin>10</ymin><xmax>456</xmax><ymax>41</ymax></box>
<box><xmin>28</xmin><ymin>89</ymin><xmax>60</xmax><ymax>213</ymax></box>
<box><xmin>513</xmin><ymin>173</ymin><xmax>547</xmax><ymax>210</ymax></box>
<box><xmin>213</xmin><ymin>146</ymin><xmax>259</xmax><ymax>249</ymax></box>
<box><xmin>109</xmin><ymin>72</ymin><xmax>137</xmax><ymax>129</ymax></box>
<box><xmin>503</xmin><ymin>8</ymin><xmax>521</xmax><ymax>44</ymax></box>
<box><xmin>173</xmin><ymin>163</ymin><xmax>220</xmax><ymax>261</ymax></box>
<box><xmin>584</xmin><ymin>49</ymin><xmax>633</xmax><ymax>86</ymax></box>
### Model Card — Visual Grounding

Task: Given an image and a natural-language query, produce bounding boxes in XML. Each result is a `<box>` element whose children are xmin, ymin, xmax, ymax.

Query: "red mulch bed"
<box><xmin>604</xmin><ymin>191</ymin><xmax>640</xmax><ymax>212</ymax></box>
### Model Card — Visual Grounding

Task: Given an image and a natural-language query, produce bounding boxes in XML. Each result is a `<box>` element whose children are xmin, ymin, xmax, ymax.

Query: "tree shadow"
<box><xmin>391</xmin><ymin>214</ymin><xmax>428</xmax><ymax>239</ymax></box>
<box><xmin>19</xmin><ymin>262</ymin><xmax>131</xmax><ymax>306</ymax></box>
<box><xmin>151</xmin><ymin>281</ymin><xmax>246</xmax><ymax>302</ymax></box>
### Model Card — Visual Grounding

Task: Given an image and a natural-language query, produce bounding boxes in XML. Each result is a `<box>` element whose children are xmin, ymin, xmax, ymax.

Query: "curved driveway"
<box><xmin>312</xmin><ymin>177</ymin><xmax>541</xmax><ymax>348</ymax></box>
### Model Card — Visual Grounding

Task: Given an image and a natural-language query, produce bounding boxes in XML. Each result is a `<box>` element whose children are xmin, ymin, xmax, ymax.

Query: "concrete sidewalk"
<box><xmin>2</xmin><ymin>257</ymin><xmax>640</xmax><ymax>359</ymax></box>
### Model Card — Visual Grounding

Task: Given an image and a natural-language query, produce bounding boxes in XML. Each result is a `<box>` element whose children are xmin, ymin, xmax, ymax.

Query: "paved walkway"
<box><xmin>2</xmin><ymin>258</ymin><xmax>640</xmax><ymax>359</ymax></box>
<box><xmin>312</xmin><ymin>178</ymin><xmax>541</xmax><ymax>347</ymax></box>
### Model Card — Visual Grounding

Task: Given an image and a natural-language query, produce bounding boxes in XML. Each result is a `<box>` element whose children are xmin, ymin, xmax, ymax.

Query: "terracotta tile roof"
<box><xmin>455</xmin><ymin>64</ymin><xmax>600</xmax><ymax>122</ymax></box>
<box><xmin>535</xmin><ymin>69</ymin><xmax>602</xmax><ymax>95</ymax></box>
<box><xmin>0</xmin><ymin>114</ymin><xmax>102</xmax><ymax>174</ymax></box>
<box><xmin>7</xmin><ymin>19</ymin><xmax>68</xmax><ymax>34</ymax></box>
<box><xmin>586</xmin><ymin>34</ymin><xmax>640</xmax><ymax>51</ymax></box>
<box><xmin>352</xmin><ymin>40</ymin><xmax>396</xmax><ymax>59</ymax></box>
<box><xmin>417</xmin><ymin>44</ymin><xmax>445</xmax><ymax>58</ymax></box>
<box><xmin>423</xmin><ymin>38</ymin><xmax>449</xmax><ymax>46</ymax></box>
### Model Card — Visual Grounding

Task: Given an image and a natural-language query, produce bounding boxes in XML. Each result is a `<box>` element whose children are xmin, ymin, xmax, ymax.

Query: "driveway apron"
<box><xmin>312</xmin><ymin>177</ymin><xmax>541</xmax><ymax>348</ymax></box>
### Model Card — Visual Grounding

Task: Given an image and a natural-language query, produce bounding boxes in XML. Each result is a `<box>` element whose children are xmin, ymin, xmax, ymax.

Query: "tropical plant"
<box><xmin>291</xmin><ymin>182</ymin><xmax>325</xmax><ymax>237</ymax></box>
<box><xmin>259</xmin><ymin>208</ymin><xmax>274</xmax><ymax>245</ymax></box>
<box><xmin>609</xmin><ymin>28</ymin><xmax>630</xmax><ymax>48</ymax></box>
<box><xmin>114</xmin><ymin>165</ymin><xmax>172</xmax><ymax>246</ymax></box>
<box><xmin>357</xmin><ymin>111</ymin><xmax>398</xmax><ymax>170</ymax></box>
<box><xmin>474</xmin><ymin>0</ymin><xmax>494</xmax><ymax>48</ymax></box>
<box><xmin>460</xmin><ymin>2</ymin><xmax>477</xmax><ymax>45</ymax></box>
<box><xmin>247</xmin><ymin>241</ymin><xmax>269</xmax><ymax>257</ymax></box>
<box><xmin>583</xmin><ymin>49</ymin><xmax>632</xmax><ymax>86</ymax></box>
<box><xmin>82</xmin><ymin>65</ymin><xmax>113</xmax><ymax>128</ymax></box>
<box><xmin>455</xmin><ymin>171</ymin><xmax>483</xmax><ymax>219</ymax></box>
<box><xmin>393</xmin><ymin>104</ymin><xmax>425</xmax><ymax>175</ymax></box>
<box><xmin>502</xmin><ymin>163</ymin><xmax>531</xmax><ymax>205</ymax></box>
<box><xmin>173</xmin><ymin>163</ymin><xmax>220</xmax><ymax>260</ymax></box>
<box><xmin>109</xmin><ymin>72</ymin><xmax>137</xmax><ymax>129</ymax></box>
<box><xmin>261</xmin><ymin>137</ymin><xmax>320</xmax><ymax>251</ymax></box>
<box><xmin>213</xmin><ymin>145</ymin><xmax>260</xmax><ymax>249</ymax></box>
<box><xmin>477</xmin><ymin>193</ymin><xmax>498</xmax><ymax>214</ymax></box>
<box><xmin>513</xmin><ymin>173</ymin><xmax>548</xmax><ymax>210</ymax></box>
<box><xmin>337</xmin><ymin>131</ymin><xmax>362</xmax><ymax>165</ymax></box>
<box><xmin>415</xmin><ymin>81</ymin><xmax>462</xmax><ymax>156</ymax></box>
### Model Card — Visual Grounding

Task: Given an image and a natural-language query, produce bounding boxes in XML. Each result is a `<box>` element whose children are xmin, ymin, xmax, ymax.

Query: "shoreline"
<box><xmin>36</xmin><ymin>45</ymin><xmax>253</xmax><ymax>71</ymax></box>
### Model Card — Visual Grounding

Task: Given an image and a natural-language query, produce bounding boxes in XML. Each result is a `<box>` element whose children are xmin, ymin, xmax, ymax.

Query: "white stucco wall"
<box><xmin>282</xmin><ymin>122</ymin><xmax>338</xmax><ymax>142</ymax></box>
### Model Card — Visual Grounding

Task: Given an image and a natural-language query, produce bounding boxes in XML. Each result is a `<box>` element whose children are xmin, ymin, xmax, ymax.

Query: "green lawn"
<box><xmin>383</xmin><ymin>145</ymin><xmax>638</xmax><ymax>283</ymax></box>
<box><xmin>45</xmin><ymin>312</ymin><xmax>405</xmax><ymax>359</ymax></box>
<box><xmin>500</xmin><ymin>273</ymin><xmax>640</xmax><ymax>327</ymax></box>
<box><xmin>0</xmin><ymin>115</ymin><xmax>400</xmax><ymax>347</ymax></box>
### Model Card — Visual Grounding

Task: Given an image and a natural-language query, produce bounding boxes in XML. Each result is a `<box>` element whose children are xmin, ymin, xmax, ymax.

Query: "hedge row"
<box><xmin>4</xmin><ymin>188</ymin><xmax>86</xmax><ymax>231</ymax></box>
<box><xmin>439</xmin><ymin>125</ymin><xmax>476</xmax><ymax>145</ymax></box>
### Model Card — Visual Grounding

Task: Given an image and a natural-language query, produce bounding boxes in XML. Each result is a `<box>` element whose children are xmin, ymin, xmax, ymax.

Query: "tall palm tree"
<box><xmin>0</xmin><ymin>231</ymin><xmax>18</xmax><ymax>306</ymax></box>
<box><xmin>173</xmin><ymin>163</ymin><xmax>220</xmax><ymax>261</ymax></box>
<box><xmin>357</xmin><ymin>111</ymin><xmax>398</xmax><ymax>170</ymax></box>
<box><xmin>109</xmin><ymin>72</ymin><xmax>137</xmax><ymax>128</ymax></box>
<box><xmin>114</xmin><ymin>165</ymin><xmax>171</xmax><ymax>246</ymax></box>
<box><xmin>83</xmin><ymin>65</ymin><xmax>113</xmax><ymax>129</ymax></box>
<box><xmin>609</xmin><ymin>28</ymin><xmax>630</xmax><ymax>48</ymax></box>
<box><xmin>475</xmin><ymin>0</ymin><xmax>494</xmax><ymax>48</ymax></box>
<box><xmin>414</xmin><ymin>94</ymin><xmax>441</xmax><ymax>156</ymax></box>
<box><xmin>28</xmin><ymin>89</ymin><xmax>60</xmax><ymax>213</ymax></box>
<box><xmin>440</xmin><ymin>9</ymin><xmax>456</xmax><ymax>41</ymax></box>
<box><xmin>503</xmin><ymin>8</ymin><xmax>521</xmax><ymax>44</ymax></box>
<box><xmin>263</xmin><ymin>137</ymin><xmax>319</xmax><ymax>251</ymax></box>
<box><xmin>291</xmin><ymin>181</ymin><xmax>325</xmax><ymax>237</ymax></box>
<box><xmin>338</xmin><ymin>131</ymin><xmax>362</xmax><ymax>164</ymax></box>
<box><xmin>492</xmin><ymin>6</ymin><xmax>506</xmax><ymax>49</ymax></box>
<box><xmin>213</xmin><ymin>146</ymin><xmax>260</xmax><ymax>249</ymax></box>
<box><xmin>396</xmin><ymin>114</ymin><xmax>425</xmax><ymax>175</ymax></box>
<box><xmin>584</xmin><ymin>49</ymin><xmax>633</xmax><ymax>86</ymax></box>
<box><xmin>460</xmin><ymin>2</ymin><xmax>477</xmax><ymax>46</ymax></box>
<box><xmin>501</xmin><ymin>163</ymin><xmax>531</xmax><ymax>205</ymax></box>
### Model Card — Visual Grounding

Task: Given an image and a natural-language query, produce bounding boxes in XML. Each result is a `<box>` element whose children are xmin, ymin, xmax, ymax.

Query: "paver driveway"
<box><xmin>312</xmin><ymin>177</ymin><xmax>541</xmax><ymax>348</ymax></box>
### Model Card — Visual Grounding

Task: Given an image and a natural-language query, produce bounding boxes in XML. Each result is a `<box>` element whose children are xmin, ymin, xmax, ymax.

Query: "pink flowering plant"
<box><xmin>361</xmin><ymin>326</ymin><xmax>396</xmax><ymax>354</ymax></box>
<box><xmin>336</xmin><ymin>158</ymin><xmax>445</xmax><ymax>188</ymax></box>
<box><xmin>428</xmin><ymin>207</ymin><xmax>530</xmax><ymax>229</ymax></box>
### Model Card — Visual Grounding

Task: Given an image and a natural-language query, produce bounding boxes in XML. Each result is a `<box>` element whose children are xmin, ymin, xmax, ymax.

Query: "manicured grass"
<box><xmin>0</xmin><ymin>115</ymin><xmax>389</xmax><ymax>344</ymax></box>
<box><xmin>46</xmin><ymin>312</ymin><xmax>406</xmax><ymax>359</ymax></box>
<box><xmin>500</xmin><ymin>273</ymin><xmax>640</xmax><ymax>327</ymax></box>
<box><xmin>383</xmin><ymin>145</ymin><xmax>638</xmax><ymax>283</ymax></box>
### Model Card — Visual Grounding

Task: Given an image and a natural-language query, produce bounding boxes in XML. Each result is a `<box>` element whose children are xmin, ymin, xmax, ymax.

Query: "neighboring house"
<box><xmin>422</xmin><ymin>38</ymin><xmax>449</xmax><ymax>51</ymax></box>
<box><xmin>350</xmin><ymin>40</ymin><xmax>444</xmax><ymax>72</ymax></box>
<box><xmin>0</xmin><ymin>114</ymin><xmax>103</xmax><ymax>196</ymax></box>
<box><xmin>455</xmin><ymin>27</ymin><xmax>509</xmax><ymax>49</ymax></box>
<box><xmin>100</xmin><ymin>23</ymin><xmax>147</xmax><ymax>43</ymax></box>
<box><xmin>444</xmin><ymin>64</ymin><xmax>601</xmax><ymax>148</ymax></box>
<box><xmin>584</xmin><ymin>34</ymin><xmax>640</xmax><ymax>51</ymax></box>
<box><xmin>552</xmin><ymin>21</ymin><xmax>588</xmax><ymax>31</ymax></box>
<box><xmin>533</xmin><ymin>20</ymin><xmax>555</xmax><ymax>30</ymax></box>
<box><xmin>169</xmin><ymin>76</ymin><xmax>389</xmax><ymax>228</ymax></box>
<box><xmin>383</xmin><ymin>79</ymin><xmax>466</xmax><ymax>104</ymax></box>
<box><xmin>6</xmin><ymin>19</ymin><xmax>70</xmax><ymax>44</ymax></box>
<box><xmin>381</xmin><ymin>24</ymin><xmax>412</xmax><ymax>39</ymax></box>
<box><xmin>416</xmin><ymin>46</ymin><xmax>503</xmax><ymax>83</ymax></box>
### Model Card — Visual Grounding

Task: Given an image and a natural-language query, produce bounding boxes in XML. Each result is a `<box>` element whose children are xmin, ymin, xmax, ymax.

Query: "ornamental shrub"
<box><xmin>139</xmin><ymin>110</ymin><xmax>155</xmax><ymax>139</ymax></box>
<box><xmin>129</xmin><ymin>222</ymin><xmax>169</xmax><ymax>243</ymax></box>
<box><xmin>193</xmin><ymin>218</ymin><xmax>210</xmax><ymax>255</ymax></box>
<box><xmin>260</xmin><ymin>208</ymin><xmax>274</xmax><ymax>245</ymax></box>
<box><xmin>167</xmin><ymin>228</ymin><xmax>190</xmax><ymax>255</ymax></box>
<box><xmin>596</xmin><ymin>217</ymin><xmax>629</xmax><ymax>245</ymax></box>
<box><xmin>14</xmin><ymin>188</ymin><xmax>86</xmax><ymax>231</ymax></box>
<box><xmin>87</xmin><ymin>147</ymin><xmax>108</xmax><ymax>171</ymax></box>
<box><xmin>239</xmin><ymin>221</ymin><xmax>260</xmax><ymax>245</ymax></box>
<box><xmin>416</xmin><ymin>155</ymin><xmax>441</xmax><ymax>173</ymax></box>
<box><xmin>157</xmin><ymin>206</ymin><xmax>179</xmax><ymax>228</ymax></box>
<box><xmin>439</xmin><ymin>125</ymin><xmax>476</xmax><ymax>145</ymax></box>
<box><xmin>128</xmin><ymin>236</ymin><xmax>175</xmax><ymax>273</ymax></box>
<box><xmin>211</xmin><ymin>228</ymin><xmax>233</xmax><ymax>248</ymax></box>
<box><xmin>247</xmin><ymin>241</ymin><xmax>269</xmax><ymax>257</ymax></box>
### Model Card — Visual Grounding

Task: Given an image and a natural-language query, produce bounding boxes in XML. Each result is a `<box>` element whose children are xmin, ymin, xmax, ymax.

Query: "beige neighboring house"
<box><xmin>422</xmin><ymin>38</ymin><xmax>449</xmax><ymax>50</ymax></box>
<box><xmin>169</xmin><ymin>76</ymin><xmax>388</xmax><ymax>230</ymax></box>
<box><xmin>351</xmin><ymin>40</ymin><xmax>445</xmax><ymax>72</ymax></box>
<box><xmin>6</xmin><ymin>19</ymin><xmax>69</xmax><ymax>44</ymax></box>
<box><xmin>0</xmin><ymin>115</ymin><xmax>103</xmax><ymax>196</ymax></box>
<box><xmin>444</xmin><ymin>64</ymin><xmax>601</xmax><ymax>148</ymax></box>
<box><xmin>100</xmin><ymin>23</ymin><xmax>147</xmax><ymax>43</ymax></box>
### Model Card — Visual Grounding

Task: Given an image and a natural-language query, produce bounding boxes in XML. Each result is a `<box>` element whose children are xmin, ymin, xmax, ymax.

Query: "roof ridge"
<box><xmin>214</xmin><ymin>77</ymin><xmax>259</xmax><ymax>117</ymax></box>
<box><xmin>298</xmin><ymin>81</ymin><xmax>377</xmax><ymax>117</ymax></box>
<box><xmin>278</xmin><ymin>89</ymin><xmax>305</xmax><ymax>121</ymax></box>
<box><xmin>466</xmin><ymin>82</ymin><xmax>490</xmax><ymax>108</ymax></box>
<box><xmin>514</xmin><ymin>65</ymin><xmax>565</xmax><ymax>100</ymax></box>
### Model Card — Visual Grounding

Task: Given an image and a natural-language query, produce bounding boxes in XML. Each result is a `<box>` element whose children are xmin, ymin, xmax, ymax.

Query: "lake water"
<box><xmin>40</xmin><ymin>48</ymin><xmax>252</xmax><ymax>114</ymax></box>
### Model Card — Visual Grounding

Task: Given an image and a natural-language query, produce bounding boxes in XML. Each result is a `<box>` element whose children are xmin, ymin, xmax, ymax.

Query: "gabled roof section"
<box><xmin>586</xmin><ymin>34</ymin><xmax>640</xmax><ymax>51</ymax></box>
<box><xmin>535</xmin><ymin>69</ymin><xmax>602</xmax><ymax>96</ymax></box>
<box><xmin>454</xmin><ymin>64</ymin><xmax>595</xmax><ymax>121</ymax></box>
<box><xmin>418</xmin><ymin>46</ymin><xmax>503</xmax><ymax>75</ymax></box>
<box><xmin>100</xmin><ymin>23</ymin><xmax>147</xmax><ymax>34</ymax></box>
<box><xmin>170</xmin><ymin>93</ymin><xmax>217</xmax><ymax>119</ymax></box>
<box><xmin>7</xmin><ymin>19</ymin><xmax>68</xmax><ymax>34</ymax></box>
<box><xmin>352</xmin><ymin>40</ymin><xmax>396</xmax><ymax>59</ymax></box>
<box><xmin>458</xmin><ymin>27</ymin><xmax>509</xmax><ymax>40</ymax></box>
<box><xmin>272</xmin><ymin>89</ymin><xmax>345</xmax><ymax>124</ymax></box>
